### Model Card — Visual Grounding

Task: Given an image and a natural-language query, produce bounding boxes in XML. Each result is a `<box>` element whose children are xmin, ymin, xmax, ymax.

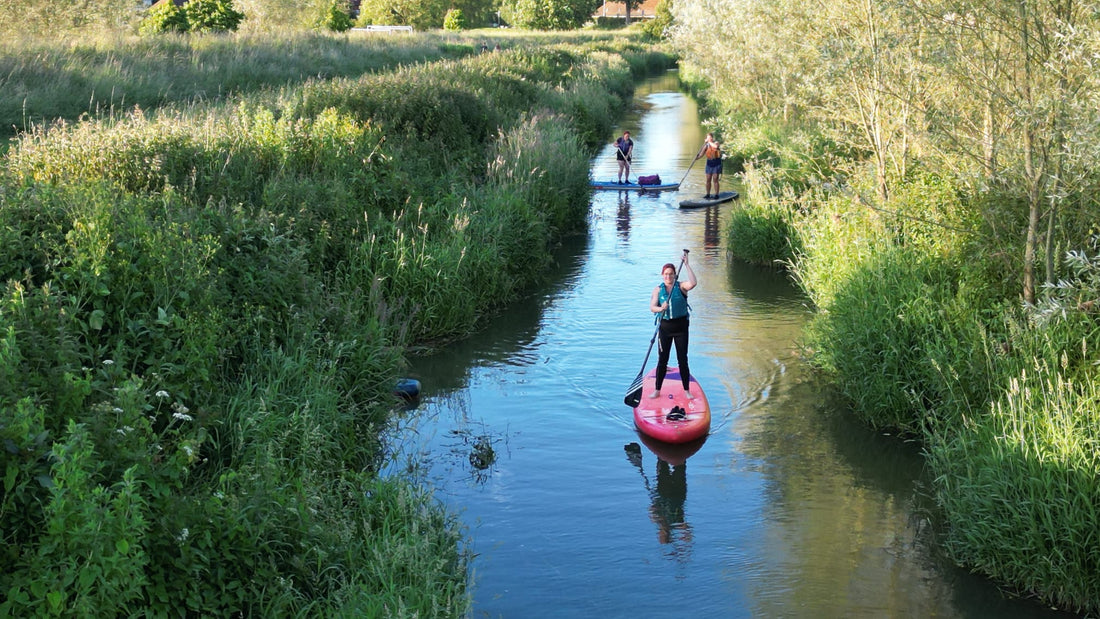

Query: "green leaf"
<box><xmin>116</xmin><ymin>539</ymin><xmax>130</xmax><ymax>554</ymax></box>
<box><xmin>89</xmin><ymin>309</ymin><xmax>105</xmax><ymax>331</ymax></box>
<box><xmin>46</xmin><ymin>591</ymin><xmax>62</xmax><ymax>612</ymax></box>
<box><xmin>3</xmin><ymin>465</ymin><xmax>15</xmax><ymax>493</ymax></box>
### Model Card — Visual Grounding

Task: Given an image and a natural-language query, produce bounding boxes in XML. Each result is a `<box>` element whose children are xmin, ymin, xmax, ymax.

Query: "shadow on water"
<box><xmin>408</xmin><ymin>234</ymin><xmax>589</xmax><ymax>397</ymax></box>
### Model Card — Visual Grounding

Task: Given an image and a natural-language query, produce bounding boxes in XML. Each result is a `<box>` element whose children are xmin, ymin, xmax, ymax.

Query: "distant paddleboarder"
<box><xmin>614</xmin><ymin>130</ymin><xmax>634</xmax><ymax>184</ymax></box>
<box><xmin>693</xmin><ymin>133</ymin><xmax>722</xmax><ymax>199</ymax></box>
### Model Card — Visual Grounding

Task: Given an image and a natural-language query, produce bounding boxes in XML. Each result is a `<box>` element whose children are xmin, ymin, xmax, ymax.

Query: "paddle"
<box><xmin>675</xmin><ymin>147</ymin><xmax>703</xmax><ymax>188</ymax></box>
<box><xmin>624</xmin><ymin>250</ymin><xmax>688</xmax><ymax>407</ymax></box>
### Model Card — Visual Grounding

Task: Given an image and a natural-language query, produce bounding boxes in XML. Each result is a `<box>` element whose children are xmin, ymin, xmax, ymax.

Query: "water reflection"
<box><xmin>703</xmin><ymin>204</ymin><xmax>720</xmax><ymax>254</ymax></box>
<box><xmin>616</xmin><ymin>191</ymin><xmax>632</xmax><ymax>241</ymax></box>
<box><xmin>624</xmin><ymin>441</ymin><xmax>694</xmax><ymax>563</ymax></box>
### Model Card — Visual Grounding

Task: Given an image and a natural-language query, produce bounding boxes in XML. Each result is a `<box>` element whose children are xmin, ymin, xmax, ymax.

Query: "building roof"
<box><xmin>594</xmin><ymin>0</ymin><xmax>662</xmax><ymax>19</ymax></box>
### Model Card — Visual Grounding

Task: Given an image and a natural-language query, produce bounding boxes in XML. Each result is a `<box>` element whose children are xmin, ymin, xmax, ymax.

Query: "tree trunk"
<box><xmin>982</xmin><ymin>96</ymin><xmax>996</xmax><ymax>178</ymax></box>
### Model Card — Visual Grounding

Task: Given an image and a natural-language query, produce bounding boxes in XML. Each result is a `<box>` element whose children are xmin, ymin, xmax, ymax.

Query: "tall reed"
<box><xmin>928</xmin><ymin>352</ymin><xmax>1100</xmax><ymax>612</ymax></box>
<box><xmin>0</xmin><ymin>36</ymin><xmax>671</xmax><ymax>615</ymax></box>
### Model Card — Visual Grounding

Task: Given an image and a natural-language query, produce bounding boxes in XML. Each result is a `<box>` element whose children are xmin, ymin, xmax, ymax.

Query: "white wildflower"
<box><xmin>177</xmin><ymin>528</ymin><xmax>189</xmax><ymax>542</ymax></box>
<box><xmin>102</xmin><ymin>359</ymin><xmax>114</xmax><ymax>366</ymax></box>
<box><xmin>155</xmin><ymin>390</ymin><xmax>170</xmax><ymax>399</ymax></box>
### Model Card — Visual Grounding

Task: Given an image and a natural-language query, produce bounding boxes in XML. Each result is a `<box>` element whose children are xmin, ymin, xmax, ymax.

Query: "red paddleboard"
<box><xmin>632</xmin><ymin>367</ymin><xmax>711</xmax><ymax>444</ymax></box>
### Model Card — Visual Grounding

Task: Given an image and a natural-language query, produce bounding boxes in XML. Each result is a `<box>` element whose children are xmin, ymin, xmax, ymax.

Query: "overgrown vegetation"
<box><xmin>670</xmin><ymin>0</ymin><xmax>1100</xmax><ymax>612</ymax></box>
<box><xmin>0</xmin><ymin>30</ymin><xmax>675</xmax><ymax>615</ymax></box>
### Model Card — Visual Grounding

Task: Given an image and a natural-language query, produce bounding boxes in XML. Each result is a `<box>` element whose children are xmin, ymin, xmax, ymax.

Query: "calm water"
<box><xmin>392</xmin><ymin>73</ymin><xmax>1070</xmax><ymax>619</ymax></box>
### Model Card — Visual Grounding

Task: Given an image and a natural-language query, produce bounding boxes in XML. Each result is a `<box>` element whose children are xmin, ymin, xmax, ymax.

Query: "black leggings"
<box><xmin>655</xmin><ymin>317</ymin><xmax>690</xmax><ymax>391</ymax></box>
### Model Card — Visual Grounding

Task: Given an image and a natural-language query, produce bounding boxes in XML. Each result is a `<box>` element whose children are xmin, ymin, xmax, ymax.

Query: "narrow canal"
<box><xmin>391</xmin><ymin>72</ymin><xmax>1072</xmax><ymax>618</ymax></box>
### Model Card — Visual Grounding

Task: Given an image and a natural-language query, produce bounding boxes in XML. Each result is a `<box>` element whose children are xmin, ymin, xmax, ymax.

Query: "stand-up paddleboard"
<box><xmin>591</xmin><ymin>180</ymin><xmax>680</xmax><ymax>192</ymax></box>
<box><xmin>679</xmin><ymin>190</ymin><xmax>738</xmax><ymax>209</ymax></box>
<box><xmin>632</xmin><ymin>367</ymin><xmax>711</xmax><ymax>444</ymax></box>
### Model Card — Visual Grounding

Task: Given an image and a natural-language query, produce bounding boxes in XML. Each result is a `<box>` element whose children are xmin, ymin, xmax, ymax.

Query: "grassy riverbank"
<box><xmin>697</xmin><ymin>67</ymin><xmax>1100</xmax><ymax>615</ymax></box>
<box><xmin>0</xmin><ymin>30</ymin><xmax>675</xmax><ymax>615</ymax></box>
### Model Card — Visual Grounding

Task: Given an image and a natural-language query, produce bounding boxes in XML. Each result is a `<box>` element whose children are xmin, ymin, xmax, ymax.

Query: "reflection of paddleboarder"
<box><xmin>616</xmin><ymin>191</ymin><xmax>631</xmax><ymax>241</ymax></box>
<box><xmin>624</xmin><ymin>443</ymin><xmax>695</xmax><ymax>554</ymax></box>
<box><xmin>704</xmin><ymin>204</ymin><xmax>720</xmax><ymax>251</ymax></box>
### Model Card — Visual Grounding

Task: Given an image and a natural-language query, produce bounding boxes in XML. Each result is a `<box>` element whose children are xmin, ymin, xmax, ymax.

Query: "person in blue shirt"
<box><xmin>648</xmin><ymin>250</ymin><xmax>697</xmax><ymax>399</ymax></box>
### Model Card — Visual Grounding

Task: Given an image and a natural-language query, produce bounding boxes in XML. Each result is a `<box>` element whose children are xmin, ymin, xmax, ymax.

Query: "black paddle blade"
<box><xmin>624</xmin><ymin>374</ymin><xmax>645</xmax><ymax>407</ymax></box>
<box><xmin>624</xmin><ymin>389</ymin><xmax>642</xmax><ymax>408</ymax></box>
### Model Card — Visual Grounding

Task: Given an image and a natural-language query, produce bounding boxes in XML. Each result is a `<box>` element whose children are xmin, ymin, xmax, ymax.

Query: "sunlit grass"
<box><xmin>929</xmin><ymin>354</ymin><xmax>1100</xmax><ymax>613</ymax></box>
<box><xmin>0</xmin><ymin>35</ymin><xmax>674</xmax><ymax>616</ymax></box>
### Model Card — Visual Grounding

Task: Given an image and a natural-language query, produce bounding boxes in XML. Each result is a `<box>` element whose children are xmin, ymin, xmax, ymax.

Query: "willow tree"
<box><xmin>915</xmin><ymin>0</ymin><xmax>1098</xmax><ymax>304</ymax></box>
<box><xmin>673</xmin><ymin>0</ymin><xmax>926</xmax><ymax>202</ymax></box>
<box><xmin>671</xmin><ymin>0</ymin><xmax>819</xmax><ymax>122</ymax></box>
<box><xmin>812</xmin><ymin>0</ymin><xmax>928</xmax><ymax>203</ymax></box>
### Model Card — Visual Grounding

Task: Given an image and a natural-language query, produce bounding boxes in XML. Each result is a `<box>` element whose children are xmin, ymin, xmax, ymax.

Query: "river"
<box><xmin>390</xmin><ymin>72</ymin><xmax>1071</xmax><ymax>619</ymax></box>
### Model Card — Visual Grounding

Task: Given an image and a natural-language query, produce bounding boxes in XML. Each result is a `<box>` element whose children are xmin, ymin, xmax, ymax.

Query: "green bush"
<box><xmin>443</xmin><ymin>8</ymin><xmax>466</xmax><ymax>30</ymax></box>
<box><xmin>317</xmin><ymin>2</ymin><xmax>354</xmax><ymax>32</ymax></box>
<box><xmin>139</xmin><ymin>0</ymin><xmax>189</xmax><ymax>35</ymax></box>
<box><xmin>501</xmin><ymin>0</ymin><xmax>601</xmax><ymax>30</ymax></box>
<box><xmin>184</xmin><ymin>0</ymin><xmax>244</xmax><ymax>33</ymax></box>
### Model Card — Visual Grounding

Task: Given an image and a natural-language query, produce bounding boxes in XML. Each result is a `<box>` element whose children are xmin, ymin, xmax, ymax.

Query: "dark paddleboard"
<box><xmin>591</xmin><ymin>180</ymin><xmax>680</xmax><ymax>192</ymax></box>
<box><xmin>678</xmin><ymin>190</ymin><xmax>739</xmax><ymax>209</ymax></box>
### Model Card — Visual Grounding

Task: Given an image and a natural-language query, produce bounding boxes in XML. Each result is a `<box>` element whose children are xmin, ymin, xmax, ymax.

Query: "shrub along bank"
<box><xmin>0</xmin><ymin>36</ymin><xmax>676</xmax><ymax>615</ymax></box>
<box><xmin>720</xmin><ymin>120</ymin><xmax>1100</xmax><ymax>612</ymax></box>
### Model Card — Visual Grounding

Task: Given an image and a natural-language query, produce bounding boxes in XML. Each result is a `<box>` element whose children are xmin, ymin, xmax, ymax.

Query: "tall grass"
<box><xmin>726</xmin><ymin>161</ymin><xmax>804</xmax><ymax>267</ymax></box>
<box><xmin>0</xmin><ymin>30</ymin><xmax>479</xmax><ymax>143</ymax></box>
<box><xmin>0</xmin><ymin>29</ymin><xmax>663</xmax><ymax>147</ymax></box>
<box><xmin>0</xmin><ymin>37</ymin><xmax>675</xmax><ymax>615</ymax></box>
<box><xmin>929</xmin><ymin>351</ymin><xmax>1100</xmax><ymax>613</ymax></box>
<box><xmin>763</xmin><ymin>158</ymin><xmax>1100</xmax><ymax>611</ymax></box>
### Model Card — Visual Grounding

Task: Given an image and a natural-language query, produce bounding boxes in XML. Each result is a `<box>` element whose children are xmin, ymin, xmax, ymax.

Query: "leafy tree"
<box><xmin>357</xmin><ymin>0</ymin><xmax>448</xmax><ymax>28</ymax></box>
<box><xmin>500</xmin><ymin>0</ymin><xmax>600</xmax><ymax>29</ymax></box>
<box><xmin>443</xmin><ymin>8</ymin><xmax>466</xmax><ymax>30</ymax></box>
<box><xmin>451</xmin><ymin>0</ymin><xmax>497</xmax><ymax>27</ymax></box>
<box><xmin>313</xmin><ymin>0</ymin><xmax>354</xmax><ymax>31</ymax></box>
<box><xmin>139</xmin><ymin>0</ymin><xmax>190</xmax><ymax>35</ymax></box>
<box><xmin>640</xmin><ymin>0</ymin><xmax>672</xmax><ymax>38</ymax></box>
<box><xmin>184</xmin><ymin>0</ymin><xmax>245</xmax><ymax>32</ymax></box>
<box><xmin>913</xmin><ymin>0</ymin><xmax>1099</xmax><ymax>304</ymax></box>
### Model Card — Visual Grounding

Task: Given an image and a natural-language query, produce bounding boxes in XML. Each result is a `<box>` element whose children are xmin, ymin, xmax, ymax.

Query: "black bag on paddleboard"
<box><xmin>637</xmin><ymin>174</ymin><xmax>661</xmax><ymax>185</ymax></box>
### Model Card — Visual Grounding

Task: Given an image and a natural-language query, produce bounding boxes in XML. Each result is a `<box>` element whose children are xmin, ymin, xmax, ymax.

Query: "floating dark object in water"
<box><xmin>394</xmin><ymin>378</ymin><xmax>421</xmax><ymax>400</ymax></box>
